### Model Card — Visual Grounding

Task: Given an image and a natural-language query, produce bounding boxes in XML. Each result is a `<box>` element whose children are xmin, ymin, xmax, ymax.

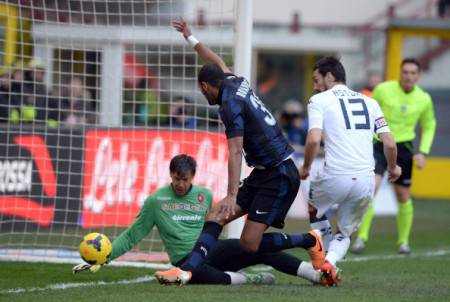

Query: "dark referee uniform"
<box><xmin>218</xmin><ymin>74</ymin><xmax>298</xmax><ymax>229</ymax></box>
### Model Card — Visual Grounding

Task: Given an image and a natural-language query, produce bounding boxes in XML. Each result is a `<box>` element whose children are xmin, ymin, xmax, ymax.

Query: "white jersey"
<box><xmin>308</xmin><ymin>84</ymin><xmax>390</xmax><ymax>175</ymax></box>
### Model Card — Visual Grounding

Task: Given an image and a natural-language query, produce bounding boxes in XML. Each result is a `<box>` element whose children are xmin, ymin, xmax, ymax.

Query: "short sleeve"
<box><xmin>307</xmin><ymin>98</ymin><xmax>323</xmax><ymax>130</ymax></box>
<box><xmin>373</xmin><ymin>101</ymin><xmax>390</xmax><ymax>134</ymax></box>
<box><xmin>221</xmin><ymin>99</ymin><xmax>245</xmax><ymax>138</ymax></box>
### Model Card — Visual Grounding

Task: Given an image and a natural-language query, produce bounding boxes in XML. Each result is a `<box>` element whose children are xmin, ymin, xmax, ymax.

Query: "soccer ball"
<box><xmin>79</xmin><ymin>232</ymin><xmax>112</xmax><ymax>265</ymax></box>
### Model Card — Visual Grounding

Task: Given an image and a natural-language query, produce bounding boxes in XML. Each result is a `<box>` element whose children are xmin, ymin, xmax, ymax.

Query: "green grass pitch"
<box><xmin>1</xmin><ymin>199</ymin><xmax>449</xmax><ymax>302</ymax></box>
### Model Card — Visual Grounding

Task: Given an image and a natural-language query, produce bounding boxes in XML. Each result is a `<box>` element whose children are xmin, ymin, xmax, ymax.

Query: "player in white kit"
<box><xmin>299</xmin><ymin>57</ymin><xmax>402</xmax><ymax>283</ymax></box>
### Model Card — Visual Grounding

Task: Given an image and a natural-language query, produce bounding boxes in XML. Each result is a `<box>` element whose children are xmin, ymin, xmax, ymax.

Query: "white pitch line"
<box><xmin>2</xmin><ymin>249</ymin><xmax>449</xmax><ymax>294</ymax></box>
<box><xmin>0</xmin><ymin>254</ymin><xmax>172</xmax><ymax>270</ymax></box>
<box><xmin>342</xmin><ymin>248</ymin><xmax>450</xmax><ymax>262</ymax></box>
<box><xmin>250</xmin><ymin>248</ymin><xmax>450</xmax><ymax>272</ymax></box>
<box><xmin>1</xmin><ymin>275</ymin><xmax>156</xmax><ymax>295</ymax></box>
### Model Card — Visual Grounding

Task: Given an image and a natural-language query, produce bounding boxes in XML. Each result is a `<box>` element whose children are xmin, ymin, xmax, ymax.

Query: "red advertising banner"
<box><xmin>0</xmin><ymin>126</ymin><xmax>84</xmax><ymax>228</ymax></box>
<box><xmin>81</xmin><ymin>130</ymin><xmax>229</xmax><ymax>228</ymax></box>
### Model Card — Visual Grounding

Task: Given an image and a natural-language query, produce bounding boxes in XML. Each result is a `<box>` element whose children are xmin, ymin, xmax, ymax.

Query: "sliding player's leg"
<box><xmin>208</xmin><ymin>239</ymin><xmax>329</xmax><ymax>286</ymax></box>
<box><xmin>237</xmin><ymin>160</ymin><xmax>324</xmax><ymax>269</ymax></box>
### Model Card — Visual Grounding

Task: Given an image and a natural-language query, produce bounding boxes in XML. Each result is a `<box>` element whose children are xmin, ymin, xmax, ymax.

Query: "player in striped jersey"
<box><xmin>155</xmin><ymin>18</ymin><xmax>328</xmax><ymax>286</ymax></box>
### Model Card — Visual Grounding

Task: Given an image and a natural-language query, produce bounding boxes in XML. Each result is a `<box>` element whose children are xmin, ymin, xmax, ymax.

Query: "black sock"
<box><xmin>180</xmin><ymin>221</ymin><xmax>223</xmax><ymax>271</ymax></box>
<box><xmin>310</xmin><ymin>211</ymin><xmax>328</xmax><ymax>224</ymax></box>
<box><xmin>257</xmin><ymin>232</ymin><xmax>316</xmax><ymax>253</ymax></box>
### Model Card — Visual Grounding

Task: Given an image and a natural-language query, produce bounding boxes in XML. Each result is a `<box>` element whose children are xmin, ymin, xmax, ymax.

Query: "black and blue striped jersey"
<box><xmin>218</xmin><ymin>74</ymin><xmax>294</xmax><ymax>168</ymax></box>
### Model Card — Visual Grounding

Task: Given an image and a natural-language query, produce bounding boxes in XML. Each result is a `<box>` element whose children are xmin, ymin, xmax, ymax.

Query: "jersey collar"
<box><xmin>217</xmin><ymin>73</ymin><xmax>236</xmax><ymax>106</ymax></box>
<box><xmin>332</xmin><ymin>83</ymin><xmax>347</xmax><ymax>90</ymax></box>
<box><xmin>398</xmin><ymin>81</ymin><xmax>416</xmax><ymax>94</ymax></box>
<box><xmin>170</xmin><ymin>184</ymin><xmax>194</xmax><ymax>197</ymax></box>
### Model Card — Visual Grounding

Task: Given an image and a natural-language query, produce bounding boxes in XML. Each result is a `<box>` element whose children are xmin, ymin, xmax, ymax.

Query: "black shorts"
<box><xmin>237</xmin><ymin>159</ymin><xmax>300</xmax><ymax>229</ymax></box>
<box><xmin>374</xmin><ymin>141</ymin><xmax>413</xmax><ymax>187</ymax></box>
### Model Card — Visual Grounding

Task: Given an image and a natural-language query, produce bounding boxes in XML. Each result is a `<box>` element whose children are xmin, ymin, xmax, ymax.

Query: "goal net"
<box><xmin>0</xmin><ymin>0</ymin><xmax>236</xmax><ymax>267</ymax></box>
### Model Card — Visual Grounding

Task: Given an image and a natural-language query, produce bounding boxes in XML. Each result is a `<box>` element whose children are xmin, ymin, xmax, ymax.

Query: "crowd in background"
<box><xmin>0</xmin><ymin>58</ymin><xmax>96</xmax><ymax>127</ymax></box>
<box><xmin>0</xmin><ymin>59</ymin><xmax>389</xmax><ymax>160</ymax></box>
<box><xmin>0</xmin><ymin>58</ymin><xmax>311</xmax><ymax>152</ymax></box>
<box><xmin>0</xmin><ymin>58</ymin><xmax>206</xmax><ymax>129</ymax></box>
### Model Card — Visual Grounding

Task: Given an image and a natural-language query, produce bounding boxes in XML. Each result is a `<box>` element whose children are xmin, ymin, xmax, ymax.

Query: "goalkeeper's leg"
<box><xmin>187</xmin><ymin>264</ymin><xmax>274</xmax><ymax>285</ymax></box>
<box><xmin>188</xmin><ymin>264</ymin><xmax>231</xmax><ymax>284</ymax></box>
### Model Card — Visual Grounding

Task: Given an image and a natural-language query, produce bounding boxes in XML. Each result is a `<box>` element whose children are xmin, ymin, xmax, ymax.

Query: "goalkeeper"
<box><xmin>74</xmin><ymin>154</ymin><xmax>329</xmax><ymax>286</ymax></box>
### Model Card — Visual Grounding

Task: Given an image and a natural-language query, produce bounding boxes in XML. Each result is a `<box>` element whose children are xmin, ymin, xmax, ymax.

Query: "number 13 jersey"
<box><xmin>308</xmin><ymin>84</ymin><xmax>390</xmax><ymax>176</ymax></box>
<box><xmin>218</xmin><ymin>74</ymin><xmax>294</xmax><ymax>168</ymax></box>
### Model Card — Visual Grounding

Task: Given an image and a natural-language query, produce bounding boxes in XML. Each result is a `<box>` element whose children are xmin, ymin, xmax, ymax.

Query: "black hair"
<box><xmin>169</xmin><ymin>154</ymin><xmax>196</xmax><ymax>176</ymax></box>
<box><xmin>401</xmin><ymin>58</ymin><xmax>421</xmax><ymax>71</ymax></box>
<box><xmin>313</xmin><ymin>56</ymin><xmax>346</xmax><ymax>84</ymax></box>
<box><xmin>198</xmin><ymin>63</ymin><xmax>225</xmax><ymax>88</ymax></box>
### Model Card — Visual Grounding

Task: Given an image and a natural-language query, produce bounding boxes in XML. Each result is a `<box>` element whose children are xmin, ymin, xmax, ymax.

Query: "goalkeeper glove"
<box><xmin>72</xmin><ymin>263</ymin><xmax>103</xmax><ymax>274</ymax></box>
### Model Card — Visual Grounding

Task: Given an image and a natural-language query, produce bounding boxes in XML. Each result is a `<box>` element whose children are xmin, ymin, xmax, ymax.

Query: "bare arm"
<box><xmin>299</xmin><ymin>128</ymin><xmax>322</xmax><ymax>180</ymax></box>
<box><xmin>226</xmin><ymin>136</ymin><xmax>243</xmax><ymax>198</ymax></box>
<box><xmin>215</xmin><ymin>136</ymin><xmax>243</xmax><ymax>219</ymax></box>
<box><xmin>378</xmin><ymin>132</ymin><xmax>402</xmax><ymax>182</ymax></box>
<box><xmin>173</xmin><ymin>18</ymin><xmax>231</xmax><ymax>73</ymax></box>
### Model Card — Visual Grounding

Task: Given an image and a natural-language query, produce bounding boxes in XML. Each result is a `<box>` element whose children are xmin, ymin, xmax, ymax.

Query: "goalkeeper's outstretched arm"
<box><xmin>173</xmin><ymin>17</ymin><xmax>231</xmax><ymax>73</ymax></box>
<box><xmin>73</xmin><ymin>197</ymin><xmax>156</xmax><ymax>274</ymax></box>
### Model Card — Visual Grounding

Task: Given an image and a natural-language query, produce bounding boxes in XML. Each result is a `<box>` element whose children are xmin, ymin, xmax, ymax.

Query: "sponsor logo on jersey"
<box><xmin>156</xmin><ymin>196</ymin><xmax>171</xmax><ymax>201</ymax></box>
<box><xmin>198</xmin><ymin>192</ymin><xmax>204</xmax><ymax>203</ymax></box>
<box><xmin>161</xmin><ymin>202</ymin><xmax>205</xmax><ymax>212</ymax></box>
<box><xmin>172</xmin><ymin>214</ymin><xmax>202</xmax><ymax>222</ymax></box>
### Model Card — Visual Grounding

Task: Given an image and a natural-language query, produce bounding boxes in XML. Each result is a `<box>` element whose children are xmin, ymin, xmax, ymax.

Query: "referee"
<box><xmin>352</xmin><ymin>58</ymin><xmax>437</xmax><ymax>254</ymax></box>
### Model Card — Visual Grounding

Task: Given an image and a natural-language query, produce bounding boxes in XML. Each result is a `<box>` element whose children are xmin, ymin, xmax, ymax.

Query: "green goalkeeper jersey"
<box><xmin>372</xmin><ymin>81</ymin><xmax>436</xmax><ymax>154</ymax></box>
<box><xmin>110</xmin><ymin>184</ymin><xmax>213</xmax><ymax>264</ymax></box>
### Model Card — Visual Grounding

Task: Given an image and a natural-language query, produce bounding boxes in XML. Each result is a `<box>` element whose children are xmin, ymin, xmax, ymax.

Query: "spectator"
<box><xmin>135</xmin><ymin>79</ymin><xmax>168</xmax><ymax>126</ymax></box>
<box><xmin>279</xmin><ymin>99</ymin><xmax>308</xmax><ymax>151</ymax></box>
<box><xmin>8</xmin><ymin>62</ymin><xmax>41</xmax><ymax>123</ymax></box>
<box><xmin>170</xmin><ymin>96</ymin><xmax>197</xmax><ymax>129</ymax></box>
<box><xmin>0</xmin><ymin>68</ymin><xmax>13</xmax><ymax>122</ymax></box>
<box><xmin>50</xmin><ymin>77</ymin><xmax>96</xmax><ymax>127</ymax></box>
<box><xmin>23</xmin><ymin>58</ymin><xmax>49</xmax><ymax>122</ymax></box>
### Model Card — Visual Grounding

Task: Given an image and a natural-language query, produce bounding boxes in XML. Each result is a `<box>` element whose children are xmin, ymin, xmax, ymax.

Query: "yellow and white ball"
<box><xmin>79</xmin><ymin>232</ymin><xmax>112</xmax><ymax>265</ymax></box>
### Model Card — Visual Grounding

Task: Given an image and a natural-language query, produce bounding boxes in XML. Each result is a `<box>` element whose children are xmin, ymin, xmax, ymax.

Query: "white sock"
<box><xmin>325</xmin><ymin>233</ymin><xmax>350</xmax><ymax>266</ymax></box>
<box><xmin>225</xmin><ymin>271</ymin><xmax>247</xmax><ymax>285</ymax></box>
<box><xmin>311</xmin><ymin>220</ymin><xmax>333</xmax><ymax>251</ymax></box>
<box><xmin>297</xmin><ymin>261</ymin><xmax>320</xmax><ymax>283</ymax></box>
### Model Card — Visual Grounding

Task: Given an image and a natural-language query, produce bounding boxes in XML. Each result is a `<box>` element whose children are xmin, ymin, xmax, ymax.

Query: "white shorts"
<box><xmin>309</xmin><ymin>173</ymin><xmax>375</xmax><ymax>237</ymax></box>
